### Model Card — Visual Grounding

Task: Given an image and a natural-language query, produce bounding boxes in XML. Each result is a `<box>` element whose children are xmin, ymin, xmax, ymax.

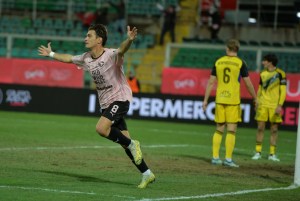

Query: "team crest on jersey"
<box><xmin>219</xmin><ymin>90</ymin><xmax>231</xmax><ymax>98</ymax></box>
<box><xmin>98</xmin><ymin>61</ymin><xmax>104</xmax><ymax>67</ymax></box>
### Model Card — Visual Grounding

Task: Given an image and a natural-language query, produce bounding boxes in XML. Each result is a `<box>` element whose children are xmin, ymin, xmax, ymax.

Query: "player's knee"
<box><xmin>96</xmin><ymin>124</ymin><xmax>109</xmax><ymax>137</ymax></box>
<box><xmin>257</xmin><ymin>125</ymin><xmax>265</xmax><ymax>133</ymax></box>
<box><xmin>271</xmin><ymin>129</ymin><xmax>278</xmax><ymax>135</ymax></box>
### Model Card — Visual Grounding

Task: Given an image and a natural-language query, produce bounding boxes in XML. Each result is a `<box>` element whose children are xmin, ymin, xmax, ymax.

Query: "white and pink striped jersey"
<box><xmin>72</xmin><ymin>48</ymin><xmax>132</xmax><ymax>109</ymax></box>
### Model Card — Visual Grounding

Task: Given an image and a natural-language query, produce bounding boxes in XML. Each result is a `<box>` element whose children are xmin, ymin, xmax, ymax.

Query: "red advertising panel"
<box><xmin>161</xmin><ymin>67</ymin><xmax>300</xmax><ymax>102</ymax></box>
<box><xmin>0</xmin><ymin>58</ymin><xmax>83</xmax><ymax>88</ymax></box>
<box><xmin>0</xmin><ymin>59</ymin><xmax>14</xmax><ymax>83</ymax></box>
<box><xmin>284</xmin><ymin>73</ymin><xmax>300</xmax><ymax>102</ymax></box>
<box><xmin>161</xmin><ymin>67</ymin><xmax>215</xmax><ymax>96</ymax></box>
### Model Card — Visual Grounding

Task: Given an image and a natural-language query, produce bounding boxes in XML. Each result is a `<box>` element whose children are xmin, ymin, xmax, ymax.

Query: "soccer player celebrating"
<box><xmin>251</xmin><ymin>54</ymin><xmax>286</xmax><ymax>162</ymax></box>
<box><xmin>203</xmin><ymin>39</ymin><xmax>257</xmax><ymax>168</ymax></box>
<box><xmin>38</xmin><ymin>24</ymin><xmax>155</xmax><ymax>188</ymax></box>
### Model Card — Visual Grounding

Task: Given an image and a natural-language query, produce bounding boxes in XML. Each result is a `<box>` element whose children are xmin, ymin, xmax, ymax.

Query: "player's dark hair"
<box><xmin>88</xmin><ymin>24</ymin><xmax>107</xmax><ymax>46</ymax></box>
<box><xmin>263</xmin><ymin>54</ymin><xmax>278</xmax><ymax>66</ymax></box>
<box><xmin>226</xmin><ymin>39</ymin><xmax>240</xmax><ymax>52</ymax></box>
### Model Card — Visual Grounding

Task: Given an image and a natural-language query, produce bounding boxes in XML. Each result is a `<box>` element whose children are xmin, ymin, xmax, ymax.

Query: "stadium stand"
<box><xmin>248</xmin><ymin>40</ymin><xmax>260</xmax><ymax>46</ymax></box>
<box><xmin>136</xmin><ymin>46</ymin><xmax>165</xmax><ymax>93</ymax></box>
<box><xmin>0</xmin><ymin>0</ymin><xmax>299</xmax><ymax>92</ymax></box>
<box><xmin>170</xmin><ymin>47</ymin><xmax>258</xmax><ymax>71</ymax></box>
<box><xmin>1</xmin><ymin>0</ymin><xmax>178</xmax><ymax>15</ymax></box>
<box><xmin>166</xmin><ymin>41</ymin><xmax>300</xmax><ymax>74</ymax></box>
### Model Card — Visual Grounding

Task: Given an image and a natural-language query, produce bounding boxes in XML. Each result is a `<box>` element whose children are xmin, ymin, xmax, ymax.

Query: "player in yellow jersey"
<box><xmin>203</xmin><ymin>39</ymin><xmax>257</xmax><ymax>168</ymax></box>
<box><xmin>251</xmin><ymin>54</ymin><xmax>286</xmax><ymax>162</ymax></box>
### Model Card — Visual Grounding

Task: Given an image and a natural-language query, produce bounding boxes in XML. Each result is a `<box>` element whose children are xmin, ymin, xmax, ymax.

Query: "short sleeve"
<box><xmin>211</xmin><ymin>66</ymin><xmax>216</xmax><ymax>76</ymax></box>
<box><xmin>113</xmin><ymin>48</ymin><xmax>124</xmax><ymax>67</ymax></box>
<box><xmin>240</xmin><ymin>60</ymin><xmax>249</xmax><ymax>77</ymax></box>
<box><xmin>211</xmin><ymin>58</ymin><xmax>218</xmax><ymax>76</ymax></box>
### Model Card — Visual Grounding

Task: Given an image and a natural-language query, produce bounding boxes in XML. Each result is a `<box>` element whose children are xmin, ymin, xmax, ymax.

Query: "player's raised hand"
<box><xmin>127</xmin><ymin>26</ymin><xmax>138</xmax><ymax>41</ymax></box>
<box><xmin>38</xmin><ymin>42</ymin><xmax>52</xmax><ymax>57</ymax></box>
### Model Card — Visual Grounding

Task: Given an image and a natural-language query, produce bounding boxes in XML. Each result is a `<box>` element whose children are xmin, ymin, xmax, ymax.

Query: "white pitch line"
<box><xmin>0</xmin><ymin>185</ymin><xmax>96</xmax><ymax>195</ymax></box>
<box><xmin>136</xmin><ymin>185</ymin><xmax>299</xmax><ymax>201</ymax></box>
<box><xmin>0</xmin><ymin>185</ymin><xmax>136</xmax><ymax>199</ymax></box>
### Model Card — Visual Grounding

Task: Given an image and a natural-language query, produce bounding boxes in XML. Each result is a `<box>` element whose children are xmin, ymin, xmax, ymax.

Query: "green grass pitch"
<box><xmin>0</xmin><ymin>111</ymin><xmax>299</xmax><ymax>201</ymax></box>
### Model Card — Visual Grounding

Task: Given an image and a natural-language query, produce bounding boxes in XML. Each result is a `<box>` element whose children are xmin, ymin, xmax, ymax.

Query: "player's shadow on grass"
<box><xmin>37</xmin><ymin>170</ymin><xmax>133</xmax><ymax>186</ymax></box>
<box><xmin>180</xmin><ymin>155</ymin><xmax>211</xmax><ymax>164</ymax></box>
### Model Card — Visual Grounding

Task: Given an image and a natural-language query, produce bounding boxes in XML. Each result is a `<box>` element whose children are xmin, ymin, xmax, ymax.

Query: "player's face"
<box><xmin>262</xmin><ymin>60</ymin><xmax>270</xmax><ymax>69</ymax></box>
<box><xmin>85</xmin><ymin>30</ymin><xmax>101</xmax><ymax>49</ymax></box>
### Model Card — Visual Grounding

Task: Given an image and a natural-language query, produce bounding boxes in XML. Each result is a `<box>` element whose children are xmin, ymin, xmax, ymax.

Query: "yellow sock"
<box><xmin>255</xmin><ymin>143</ymin><xmax>262</xmax><ymax>153</ymax></box>
<box><xmin>225</xmin><ymin>132</ymin><xmax>235</xmax><ymax>159</ymax></box>
<box><xmin>212</xmin><ymin>131</ymin><xmax>223</xmax><ymax>159</ymax></box>
<box><xmin>270</xmin><ymin>145</ymin><xmax>276</xmax><ymax>155</ymax></box>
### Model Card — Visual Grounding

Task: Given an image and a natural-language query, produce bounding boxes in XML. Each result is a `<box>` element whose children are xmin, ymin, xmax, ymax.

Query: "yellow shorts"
<box><xmin>214</xmin><ymin>104</ymin><xmax>241</xmax><ymax>123</ymax></box>
<box><xmin>255</xmin><ymin>106</ymin><xmax>282</xmax><ymax>123</ymax></box>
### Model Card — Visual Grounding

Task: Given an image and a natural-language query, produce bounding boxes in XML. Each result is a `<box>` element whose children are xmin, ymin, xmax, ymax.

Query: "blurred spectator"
<box><xmin>127</xmin><ymin>70</ymin><xmax>140</xmax><ymax>93</ymax></box>
<box><xmin>77</xmin><ymin>10</ymin><xmax>96</xmax><ymax>30</ymax></box>
<box><xmin>193</xmin><ymin>0</ymin><xmax>211</xmax><ymax>40</ymax></box>
<box><xmin>108</xmin><ymin>0</ymin><xmax>126</xmax><ymax>35</ymax></box>
<box><xmin>209</xmin><ymin>0</ymin><xmax>222</xmax><ymax>40</ymax></box>
<box><xmin>199</xmin><ymin>0</ymin><xmax>211</xmax><ymax>25</ymax></box>
<box><xmin>156</xmin><ymin>2</ymin><xmax>181</xmax><ymax>45</ymax></box>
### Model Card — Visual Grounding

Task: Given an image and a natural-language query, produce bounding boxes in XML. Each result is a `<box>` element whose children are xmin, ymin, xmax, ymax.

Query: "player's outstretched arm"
<box><xmin>118</xmin><ymin>26</ymin><xmax>137</xmax><ymax>56</ymax></box>
<box><xmin>38</xmin><ymin>42</ymin><xmax>73</xmax><ymax>63</ymax></box>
